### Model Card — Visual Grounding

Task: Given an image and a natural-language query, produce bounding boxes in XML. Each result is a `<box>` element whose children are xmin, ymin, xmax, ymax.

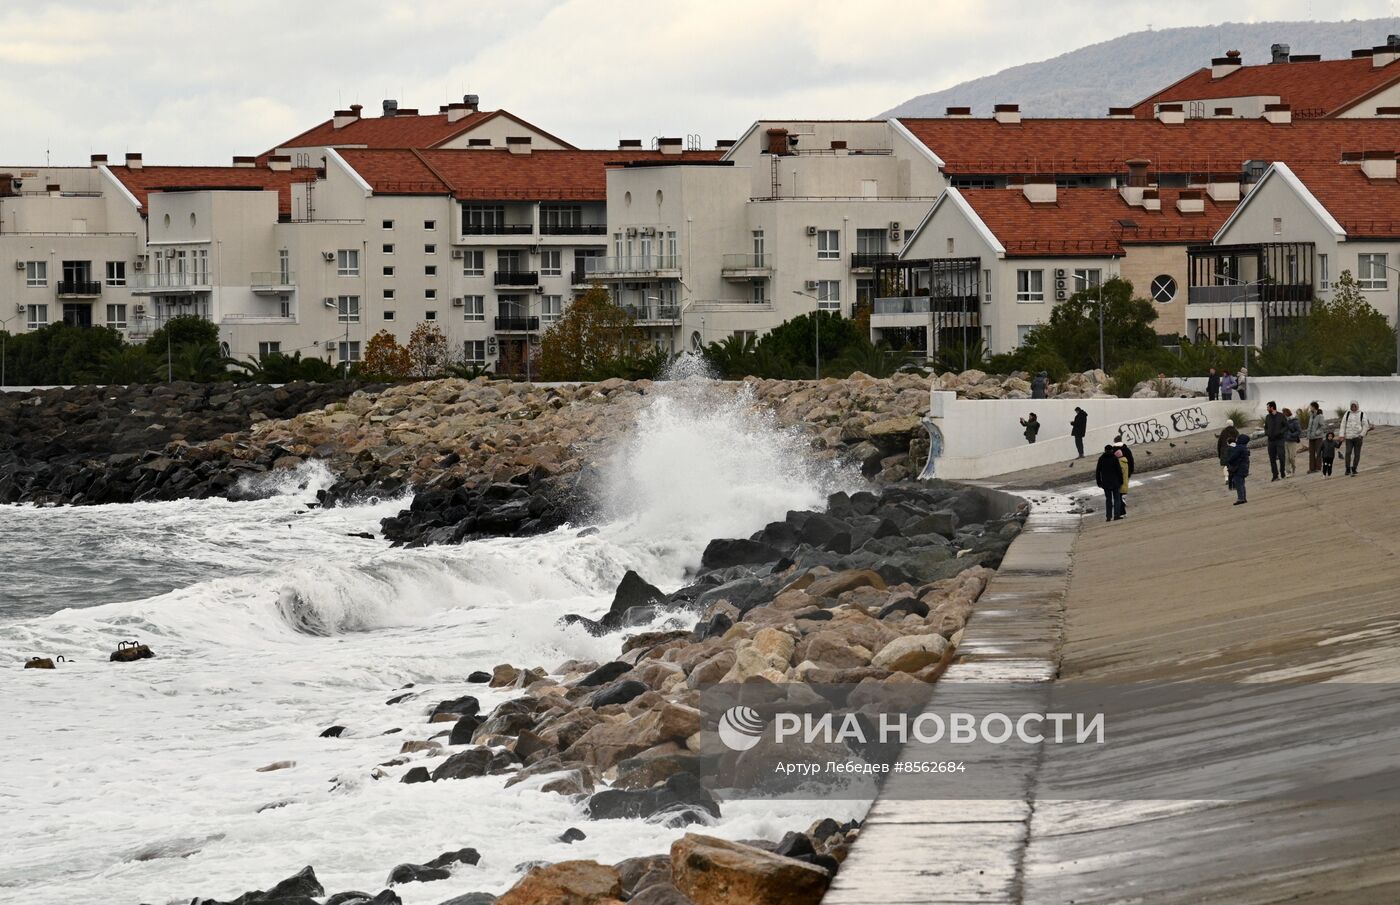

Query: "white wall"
<box><xmin>1242</xmin><ymin>376</ymin><xmax>1400</xmax><ymax>426</ymax></box>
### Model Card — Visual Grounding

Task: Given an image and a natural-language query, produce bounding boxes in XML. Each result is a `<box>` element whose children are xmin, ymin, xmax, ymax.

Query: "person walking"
<box><xmin>1321</xmin><ymin>431</ymin><xmax>1339</xmax><ymax>477</ymax></box>
<box><xmin>1218</xmin><ymin>422</ymin><xmax>1240</xmax><ymax>489</ymax></box>
<box><xmin>1095</xmin><ymin>445</ymin><xmax>1123</xmax><ymax>523</ymax></box>
<box><xmin>1115</xmin><ymin>449</ymin><xmax>1131</xmax><ymax>519</ymax></box>
<box><xmin>1227</xmin><ymin>434</ymin><xmax>1251</xmax><ymax>504</ymax></box>
<box><xmin>1283</xmin><ymin>407</ymin><xmax>1301</xmax><ymax>475</ymax></box>
<box><xmin>1236</xmin><ymin>367</ymin><xmax>1249</xmax><ymax>401</ymax></box>
<box><xmin>1304</xmin><ymin>401</ymin><xmax>1326</xmax><ymax>473</ymax></box>
<box><xmin>1113</xmin><ymin>434</ymin><xmax>1136</xmax><ymax>477</ymax></box>
<box><xmin>1205</xmin><ymin>367</ymin><xmax>1220</xmax><ymax>401</ymax></box>
<box><xmin>1338</xmin><ymin>401</ymin><xmax>1372</xmax><ymax>475</ymax></box>
<box><xmin>1071</xmin><ymin>406</ymin><xmax>1088</xmax><ymax>459</ymax></box>
<box><xmin>1031</xmin><ymin>370</ymin><xmax>1048</xmax><ymax>400</ymax></box>
<box><xmin>1263</xmin><ymin>401</ymin><xmax>1288</xmax><ymax>481</ymax></box>
<box><xmin>1220</xmin><ymin>370</ymin><xmax>1236</xmax><ymax>401</ymax></box>
<box><xmin>1020</xmin><ymin>413</ymin><xmax>1040</xmax><ymax>444</ymax></box>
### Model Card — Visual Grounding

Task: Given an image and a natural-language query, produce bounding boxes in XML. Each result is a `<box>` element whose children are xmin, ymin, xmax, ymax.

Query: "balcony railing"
<box><xmin>461</xmin><ymin>224</ymin><xmax>534</xmax><ymax>236</ymax></box>
<box><xmin>494</xmin><ymin>270</ymin><xmax>540</xmax><ymax>287</ymax></box>
<box><xmin>495</xmin><ymin>315</ymin><xmax>540</xmax><ymax>331</ymax></box>
<box><xmin>56</xmin><ymin>280</ymin><xmax>102</xmax><ymax>296</ymax></box>
<box><xmin>622</xmin><ymin>304</ymin><xmax>680</xmax><ymax>322</ymax></box>
<box><xmin>129</xmin><ymin>272</ymin><xmax>212</xmax><ymax>292</ymax></box>
<box><xmin>851</xmin><ymin>252</ymin><xmax>896</xmax><ymax>269</ymax></box>
<box><xmin>721</xmin><ymin>253</ymin><xmax>771</xmax><ymax>270</ymax></box>
<box><xmin>570</xmin><ymin>268</ymin><xmax>597</xmax><ymax>286</ymax></box>
<box><xmin>250</xmin><ymin>271</ymin><xmax>296</xmax><ymax>292</ymax></box>
<box><xmin>872</xmin><ymin>295</ymin><xmax>981</xmax><ymax>316</ymax></box>
<box><xmin>583</xmin><ymin>255</ymin><xmax>680</xmax><ymax>276</ymax></box>
<box><xmin>1187</xmin><ymin>284</ymin><xmax>1312</xmax><ymax>305</ymax></box>
<box><xmin>540</xmin><ymin>224</ymin><xmax>607</xmax><ymax>235</ymax></box>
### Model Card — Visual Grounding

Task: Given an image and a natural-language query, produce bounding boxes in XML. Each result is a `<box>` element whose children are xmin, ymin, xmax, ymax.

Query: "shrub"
<box><xmin>1104</xmin><ymin>360</ymin><xmax>1155</xmax><ymax>398</ymax></box>
<box><xmin>1225</xmin><ymin>408</ymin><xmax>1251</xmax><ymax>428</ymax></box>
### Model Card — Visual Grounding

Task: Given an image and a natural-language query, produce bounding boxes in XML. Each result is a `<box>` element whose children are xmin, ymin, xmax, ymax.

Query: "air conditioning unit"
<box><xmin>1054</xmin><ymin>268</ymin><xmax>1066</xmax><ymax>278</ymax></box>
<box><xmin>451</xmin><ymin>249</ymin><xmax>465</xmax><ymax>259</ymax></box>
<box><xmin>640</xmin><ymin>227</ymin><xmax>656</xmax><ymax>236</ymax></box>
<box><xmin>133</xmin><ymin>260</ymin><xmax>145</xmax><ymax>271</ymax></box>
<box><xmin>324</xmin><ymin>340</ymin><xmax>337</xmax><ymax>350</ymax></box>
<box><xmin>133</xmin><ymin>305</ymin><xmax>146</xmax><ymax>315</ymax></box>
<box><xmin>804</xmin><ymin>280</ymin><xmax>819</xmax><ymax>290</ymax></box>
<box><xmin>13</xmin><ymin>303</ymin><xmax>23</xmax><ymax>313</ymax></box>
<box><xmin>322</xmin><ymin>251</ymin><xmax>336</xmax><ymax>262</ymax></box>
<box><xmin>889</xmin><ymin>221</ymin><xmax>900</xmax><ymax>232</ymax></box>
<box><xmin>165</xmin><ymin>249</ymin><xmax>176</xmax><ymax>258</ymax></box>
<box><xmin>625</xmin><ymin>227</ymin><xmax>638</xmax><ymax>237</ymax></box>
<box><xmin>805</xmin><ymin>226</ymin><xmax>817</xmax><ymax>236</ymax></box>
<box><xmin>323</xmin><ymin>297</ymin><xmax>337</xmax><ymax>308</ymax></box>
<box><xmin>889</xmin><ymin>228</ymin><xmax>901</xmax><ymax>242</ymax></box>
<box><xmin>451</xmin><ymin>297</ymin><xmax>465</xmax><ymax>307</ymax></box>
<box><xmin>528</xmin><ymin>245</ymin><xmax>541</xmax><ymax>254</ymax></box>
<box><xmin>1055</xmin><ymin>289</ymin><xmax>1067</xmax><ymax>301</ymax></box>
<box><xmin>13</xmin><ymin>260</ymin><xmax>24</xmax><ymax>270</ymax></box>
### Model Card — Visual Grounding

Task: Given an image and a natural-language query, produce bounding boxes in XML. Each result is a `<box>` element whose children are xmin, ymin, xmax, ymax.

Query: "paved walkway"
<box><xmin>828</xmin><ymin>429</ymin><xmax>1400</xmax><ymax>905</ymax></box>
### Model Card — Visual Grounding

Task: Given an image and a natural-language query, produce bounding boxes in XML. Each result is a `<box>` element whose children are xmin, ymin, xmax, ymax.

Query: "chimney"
<box><xmin>1212</xmin><ymin>106</ymin><xmax>1235</xmax><ymax>118</ymax></box>
<box><xmin>232</xmin><ymin>155</ymin><xmax>256</xmax><ymax>168</ymax></box>
<box><xmin>1290</xmin><ymin>54</ymin><xmax>1321</xmax><ymax>62</ymax></box>
<box><xmin>463</xmin><ymin>94</ymin><xmax>480</xmax><ymax>112</ymax></box>
<box><xmin>945</xmin><ymin>106</ymin><xmax>973</xmax><ymax>118</ymax></box>
<box><xmin>1353</xmin><ymin>47</ymin><xmax>1375</xmax><ymax>58</ymax></box>
<box><xmin>267</xmin><ymin>154</ymin><xmax>292</xmax><ymax>172</ymax></box>
<box><xmin>765</xmin><ymin>128</ymin><xmax>791</xmax><ymax>155</ymax></box>
<box><xmin>332</xmin><ymin>106</ymin><xmax>360</xmax><ymax>129</ymax></box>
<box><xmin>396</xmin><ymin>108</ymin><xmax>419</xmax><ymax>116</ymax></box>
<box><xmin>1206</xmin><ymin>173</ymin><xmax>1241</xmax><ymax>202</ymax></box>
<box><xmin>1263</xmin><ymin>103</ymin><xmax>1292</xmax><ymax>124</ymax></box>
<box><xmin>1361</xmin><ymin>149</ymin><xmax>1397</xmax><ymax>180</ymax></box>
<box><xmin>1341</xmin><ymin>151</ymin><xmax>1364</xmax><ymax>163</ymax></box>
<box><xmin>125</xmin><ymin>152</ymin><xmax>143</xmax><ymax>170</ymax></box>
<box><xmin>1176</xmin><ymin>189</ymin><xmax>1205</xmax><ymax>214</ymax></box>
<box><xmin>658</xmin><ymin>137</ymin><xmax>683</xmax><ymax>155</ymax></box>
<box><xmin>1155</xmin><ymin>103</ymin><xmax>1185</xmax><ymax>124</ymax></box>
<box><xmin>506</xmin><ymin>136</ymin><xmax>532</xmax><ymax>155</ymax></box>
<box><xmin>1373</xmin><ymin>39</ymin><xmax>1400</xmax><ymax>67</ymax></box>
<box><xmin>467</xmin><ymin>138</ymin><xmax>491</xmax><ymax>147</ymax></box>
<box><xmin>993</xmin><ymin>103</ymin><xmax>1022</xmax><ymax>124</ymax></box>
<box><xmin>1212</xmin><ymin>50</ymin><xmax>1243</xmax><ymax>78</ymax></box>
<box><xmin>1376</xmin><ymin>106</ymin><xmax>1400</xmax><ymax>117</ymax></box>
<box><xmin>1141</xmin><ymin>188</ymin><xmax>1161</xmax><ymax>211</ymax></box>
<box><xmin>1271</xmin><ymin>43</ymin><xmax>1291</xmax><ymax>63</ymax></box>
<box><xmin>714</xmin><ymin>139</ymin><xmax>735</xmax><ymax>150</ymax></box>
<box><xmin>446</xmin><ymin>102</ymin><xmax>471</xmax><ymax>123</ymax></box>
<box><xmin>382</xmin><ymin>98</ymin><xmax>399</xmax><ymax>117</ymax></box>
<box><xmin>90</xmin><ymin>154</ymin><xmax>108</xmax><ymax>167</ymax></box>
<box><xmin>1021</xmin><ymin>174</ymin><xmax>1056</xmax><ymax>204</ymax></box>
<box><xmin>619</xmin><ymin>139</ymin><xmax>644</xmax><ymax>150</ymax></box>
<box><xmin>1106</xmin><ymin>106</ymin><xmax>1135</xmax><ymax>119</ymax></box>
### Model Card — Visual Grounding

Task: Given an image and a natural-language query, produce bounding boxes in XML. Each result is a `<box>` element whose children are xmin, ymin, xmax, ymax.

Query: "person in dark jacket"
<box><xmin>1112</xmin><ymin>434</ymin><xmax>1135</xmax><ymax>476</ymax></box>
<box><xmin>1205</xmin><ymin>367</ymin><xmax>1220</xmax><ymax>401</ymax></box>
<box><xmin>1031</xmin><ymin>371</ymin><xmax>1048</xmax><ymax>399</ymax></box>
<box><xmin>1020</xmin><ymin>413</ymin><xmax>1040</xmax><ymax>443</ymax></box>
<box><xmin>1094</xmin><ymin>445</ymin><xmax>1123</xmax><ymax>522</ymax></box>
<box><xmin>1217</xmin><ymin>423</ymin><xmax>1239</xmax><ymax>488</ymax></box>
<box><xmin>1070</xmin><ymin>407</ymin><xmax>1088</xmax><ymax>458</ymax></box>
<box><xmin>1321</xmin><ymin>431</ymin><xmax>1339</xmax><ymax>477</ymax></box>
<box><xmin>1263</xmin><ymin>401</ymin><xmax>1288</xmax><ymax>481</ymax></box>
<box><xmin>1227</xmin><ymin>434</ymin><xmax>1251</xmax><ymax>504</ymax></box>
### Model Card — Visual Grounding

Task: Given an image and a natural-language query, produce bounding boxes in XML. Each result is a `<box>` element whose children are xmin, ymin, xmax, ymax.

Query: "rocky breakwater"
<box><xmin>0</xmin><ymin>381</ymin><xmax>376</xmax><ymax>505</ymax></box>
<box><xmin>273</xmin><ymin>481</ymin><xmax>1025</xmax><ymax>905</ymax></box>
<box><xmin>210</xmin><ymin>373</ymin><xmax>939</xmax><ymax>546</ymax></box>
<box><xmin>932</xmin><ymin>367</ymin><xmax>1109</xmax><ymax>400</ymax></box>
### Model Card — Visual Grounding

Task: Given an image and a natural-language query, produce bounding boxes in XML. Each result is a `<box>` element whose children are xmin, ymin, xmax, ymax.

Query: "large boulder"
<box><xmin>700</xmin><ymin>538</ymin><xmax>781</xmax><ymax>570</ymax></box>
<box><xmin>495</xmin><ymin>860</ymin><xmax>621</xmax><ymax>905</ymax></box>
<box><xmin>670</xmin><ymin>834</ymin><xmax>830</xmax><ymax>905</ymax></box>
<box><xmin>870</xmin><ymin>633</ymin><xmax>949</xmax><ymax>673</ymax></box>
<box><xmin>585</xmin><ymin>771</ymin><xmax>720</xmax><ymax>822</ymax></box>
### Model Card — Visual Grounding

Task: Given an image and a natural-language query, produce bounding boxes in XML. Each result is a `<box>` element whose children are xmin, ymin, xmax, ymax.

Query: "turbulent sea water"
<box><xmin>0</xmin><ymin>374</ymin><xmax>866</xmax><ymax>905</ymax></box>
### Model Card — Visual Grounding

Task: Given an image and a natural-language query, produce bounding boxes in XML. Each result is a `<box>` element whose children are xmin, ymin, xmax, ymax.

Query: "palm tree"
<box><xmin>702</xmin><ymin>333</ymin><xmax>758</xmax><ymax>379</ymax></box>
<box><xmin>92</xmin><ymin>346</ymin><xmax>160</xmax><ymax>384</ymax></box>
<box><xmin>832</xmin><ymin>339</ymin><xmax>900</xmax><ymax>378</ymax></box>
<box><xmin>169</xmin><ymin>343</ymin><xmax>239</xmax><ymax>382</ymax></box>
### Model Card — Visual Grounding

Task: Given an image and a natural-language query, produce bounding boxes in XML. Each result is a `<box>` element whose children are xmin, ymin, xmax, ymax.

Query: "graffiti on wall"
<box><xmin>1118</xmin><ymin>406</ymin><xmax>1211</xmax><ymax>446</ymax></box>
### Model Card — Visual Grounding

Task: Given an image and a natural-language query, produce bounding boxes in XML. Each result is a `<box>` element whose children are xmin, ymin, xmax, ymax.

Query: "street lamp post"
<box><xmin>1070</xmin><ymin>272</ymin><xmax>1106</xmax><ymax>371</ymax></box>
<box><xmin>791</xmin><ymin>290</ymin><xmax>822</xmax><ymax>379</ymax></box>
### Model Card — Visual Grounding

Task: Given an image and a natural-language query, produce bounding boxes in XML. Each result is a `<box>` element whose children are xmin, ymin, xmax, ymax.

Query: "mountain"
<box><xmin>881</xmin><ymin>18</ymin><xmax>1400</xmax><ymax>119</ymax></box>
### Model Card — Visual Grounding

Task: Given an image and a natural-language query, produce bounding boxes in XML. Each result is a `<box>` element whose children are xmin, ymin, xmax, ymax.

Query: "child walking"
<box><xmin>1321</xmin><ymin>431</ymin><xmax>1339</xmax><ymax>477</ymax></box>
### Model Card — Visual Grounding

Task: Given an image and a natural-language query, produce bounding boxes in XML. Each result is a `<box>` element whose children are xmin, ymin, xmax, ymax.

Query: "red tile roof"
<box><xmin>956</xmin><ymin>187</ymin><xmax>1236</xmax><ymax>256</ymax></box>
<box><xmin>1283</xmin><ymin>161</ymin><xmax>1400</xmax><ymax>238</ymax></box>
<box><xmin>1130</xmin><ymin>57</ymin><xmax>1400</xmax><ymax>119</ymax></box>
<box><xmin>106</xmin><ymin>165</ymin><xmax>318</xmax><ymax>216</ymax></box>
<box><xmin>898</xmin><ymin>117</ymin><xmax>1400</xmax><ymax>176</ymax></box>
<box><xmin>270</xmin><ymin>109</ymin><xmax>575</xmax><ymax>154</ymax></box>
<box><xmin>337</xmin><ymin>148</ymin><xmax>725</xmax><ymax>201</ymax></box>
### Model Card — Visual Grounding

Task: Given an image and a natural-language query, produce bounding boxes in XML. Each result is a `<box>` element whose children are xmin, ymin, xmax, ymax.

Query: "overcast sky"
<box><xmin>4</xmin><ymin>0</ymin><xmax>1399</xmax><ymax>165</ymax></box>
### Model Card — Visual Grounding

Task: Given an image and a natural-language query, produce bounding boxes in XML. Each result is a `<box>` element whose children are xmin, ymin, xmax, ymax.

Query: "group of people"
<box><xmin>1093</xmin><ymin>436</ymin><xmax>1136</xmax><ymax>521</ymax></box>
<box><xmin>1205</xmin><ymin>367</ymin><xmax>1249</xmax><ymax>401</ymax></box>
<box><xmin>1218</xmin><ymin>400</ymin><xmax>1373</xmax><ymax>505</ymax></box>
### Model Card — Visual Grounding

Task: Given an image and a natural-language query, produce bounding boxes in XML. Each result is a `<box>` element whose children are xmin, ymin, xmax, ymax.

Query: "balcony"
<box><xmin>851</xmin><ymin>252</ymin><xmax>896</xmax><ymax>270</ymax></box>
<box><xmin>570</xmin><ymin>268</ymin><xmax>598</xmax><ymax>287</ymax></box>
<box><xmin>540</xmin><ymin>224</ymin><xmax>607</xmax><ymax>235</ymax></box>
<box><xmin>495</xmin><ymin>315</ymin><xmax>540</xmax><ymax>331</ymax></box>
<box><xmin>721</xmin><ymin>253</ymin><xmax>772</xmax><ymax>280</ymax></box>
<box><xmin>129</xmin><ymin>272</ymin><xmax>213</xmax><ymax>294</ymax></box>
<box><xmin>57</xmin><ymin>280</ymin><xmax>102</xmax><ymax>297</ymax></box>
<box><xmin>250</xmin><ymin>271</ymin><xmax>296</xmax><ymax>294</ymax></box>
<box><xmin>583</xmin><ymin>255</ymin><xmax>681</xmax><ymax>279</ymax></box>
<box><xmin>622</xmin><ymin>304</ymin><xmax>680</xmax><ymax>324</ymax></box>
<box><xmin>1186</xmin><ymin>242</ymin><xmax>1315</xmax><ymax>308</ymax></box>
<box><xmin>494</xmin><ymin>270</ymin><xmax>540</xmax><ymax>287</ymax></box>
<box><xmin>872</xmin><ymin>295</ymin><xmax>980</xmax><ymax>316</ymax></box>
<box><xmin>461</xmin><ymin>224</ymin><xmax>534</xmax><ymax>236</ymax></box>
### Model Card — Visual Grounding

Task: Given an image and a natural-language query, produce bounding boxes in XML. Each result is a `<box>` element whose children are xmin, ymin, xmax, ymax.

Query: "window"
<box><xmin>752</xmin><ymin>283</ymin><xmax>767</xmax><ymax>304</ymax></box>
<box><xmin>383</xmin><ymin>289</ymin><xmax>396</xmax><ymax>301</ymax></box>
<box><xmin>540</xmin><ymin>204</ymin><xmax>582</xmax><ymax>230</ymax></box>
<box><xmin>425</xmin><ymin>265</ymin><xmax>437</xmax><ymax>277</ymax></box>
<box><xmin>1359</xmin><ymin>253</ymin><xmax>1389</xmax><ymax>290</ymax></box>
<box><xmin>1150</xmin><ymin>274</ymin><xmax>1177</xmax><ymax>304</ymax></box>
<box><xmin>25</xmin><ymin>304</ymin><xmax>48</xmax><ymax>329</ymax></box>
<box><xmin>382</xmin><ymin>243</ymin><xmax>395</xmax><ymax>255</ymax></box>
<box><xmin>278</xmin><ymin>249</ymin><xmax>290</xmax><ymax>284</ymax></box>
<box><xmin>946</xmin><ymin>238</ymin><xmax>955</xmax><ymax>255</ymax></box>
<box><xmin>753</xmin><ymin>229</ymin><xmax>765</xmax><ymax>259</ymax></box>
<box><xmin>337</xmin><ymin>341</ymin><xmax>361</xmax><ymax>363</ymax></box>
<box><xmin>106</xmin><ymin>304</ymin><xmax>127</xmax><ymax>329</ymax></box>
<box><xmin>192</xmin><ymin>249</ymin><xmax>209</xmax><ymax>284</ymax></box>
<box><xmin>336</xmin><ymin>249</ymin><xmax>359</xmax><ymax>276</ymax></box>
<box><xmin>817</xmin><ymin>229</ymin><xmax>840</xmax><ymax>260</ymax></box>
<box><xmin>383</xmin><ymin>266</ymin><xmax>395</xmax><ymax>277</ymax></box>
<box><xmin>24</xmin><ymin>261</ymin><xmax>47</xmax><ymax>287</ymax></box>
<box><xmin>983</xmin><ymin>269</ymin><xmax>992</xmax><ymax>302</ymax></box>
<box><xmin>574</xmin><ymin>249</ymin><xmax>602</xmax><ymax>281</ymax></box>
<box><xmin>733</xmin><ymin>329</ymin><xmax>757</xmax><ymax>342</ymax></box>
<box><xmin>337</xmin><ymin>295</ymin><xmax>360</xmax><ymax>323</ymax></box>
<box><xmin>258</xmin><ymin>341</ymin><xmax>281</xmax><ymax>358</ymax></box>
<box><xmin>855</xmin><ymin>228</ymin><xmax>886</xmax><ymax>255</ymax></box>
<box><xmin>425</xmin><ymin>289</ymin><xmax>437</xmax><ymax>300</ymax></box>
<box><xmin>541</xmin><ymin>250</ymin><xmax>562</xmax><ymax>276</ymax></box>
<box><xmin>1016</xmin><ymin>269</ymin><xmax>1044</xmax><ymax>302</ymax></box>
<box><xmin>280</xmin><ymin>299</ymin><xmax>291</xmax><ymax>318</ymax></box>
<box><xmin>1016</xmin><ymin>324</ymin><xmax>1036</xmax><ymax>346</ymax></box>
<box><xmin>461</xmin><ymin>204</ymin><xmax>505</xmax><ymax>231</ymax></box>
<box><xmin>425</xmin><ymin>310</ymin><xmax>437</xmax><ymax>321</ymax></box>
<box><xmin>815</xmin><ymin>280</ymin><xmax>840</xmax><ymax>310</ymax></box>
<box><xmin>384</xmin><ymin>310</ymin><xmax>396</xmax><ymax>321</ymax></box>
<box><xmin>105</xmin><ymin>261</ymin><xmax>127</xmax><ymax>286</ymax></box>
<box><xmin>1319</xmin><ymin>253</ymin><xmax>1330</xmax><ymax>290</ymax></box>
<box><xmin>382</xmin><ymin>219</ymin><xmax>394</xmax><ymax>230</ymax></box>
<box><xmin>1272</xmin><ymin>217</ymin><xmax>1282</xmax><ymax>236</ymax></box>
<box><xmin>462</xmin><ymin>250</ymin><xmax>484</xmax><ymax>276</ymax></box>
<box><xmin>497</xmin><ymin>250</ymin><xmax>522</xmax><ymax>272</ymax></box>
<box><xmin>464</xmin><ymin>340</ymin><xmax>486</xmax><ymax>364</ymax></box>
<box><xmin>425</xmin><ymin>244</ymin><xmax>437</xmax><ymax>255</ymax></box>
<box><xmin>424</xmin><ymin>220</ymin><xmax>436</xmax><ymax>230</ymax></box>
<box><xmin>1072</xmin><ymin>268</ymin><xmax>1102</xmax><ymax>290</ymax></box>
<box><xmin>542</xmin><ymin>295</ymin><xmax>563</xmax><ymax>322</ymax></box>
<box><xmin>861</xmin><ymin>179</ymin><xmax>878</xmax><ymax>197</ymax></box>
<box><xmin>462</xmin><ymin>295</ymin><xmax>485</xmax><ymax>321</ymax></box>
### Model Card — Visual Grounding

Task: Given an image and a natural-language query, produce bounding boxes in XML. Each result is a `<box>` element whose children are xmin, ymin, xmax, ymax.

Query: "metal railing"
<box><xmin>872</xmin><ymin>295</ymin><xmax>980</xmax><ymax>315</ymax></box>
<box><xmin>721</xmin><ymin>253</ymin><xmax>771</xmax><ymax>270</ymax></box>
<box><xmin>494</xmin><ymin>270</ymin><xmax>540</xmax><ymax>286</ymax></box>
<box><xmin>1188</xmin><ymin>284</ymin><xmax>1311</xmax><ymax>304</ymax></box>
<box><xmin>583</xmin><ymin>255</ymin><xmax>680</xmax><ymax>275</ymax></box>
<box><xmin>129</xmin><ymin>272</ymin><xmax>212</xmax><ymax>290</ymax></box>
<box><xmin>461</xmin><ymin>224</ymin><xmax>533</xmax><ymax>235</ymax></box>
<box><xmin>56</xmin><ymin>280</ymin><xmax>102</xmax><ymax>296</ymax></box>
<box><xmin>540</xmin><ymin>224</ymin><xmax>607</xmax><ymax>235</ymax></box>
<box><xmin>850</xmin><ymin>252</ymin><xmax>896</xmax><ymax>269</ymax></box>
<box><xmin>621</xmin><ymin>304</ymin><xmax>680</xmax><ymax>322</ymax></box>
<box><xmin>250</xmin><ymin>271</ymin><xmax>295</xmax><ymax>288</ymax></box>
<box><xmin>494</xmin><ymin>315</ymin><xmax>540</xmax><ymax>331</ymax></box>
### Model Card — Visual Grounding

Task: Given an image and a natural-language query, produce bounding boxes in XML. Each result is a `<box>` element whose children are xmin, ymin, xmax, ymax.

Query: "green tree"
<box><xmin>754</xmin><ymin>311</ymin><xmax>865</xmax><ymax>379</ymax></box>
<box><xmin>95</xmin><ymin>346</ymin><xmax>161</xmax><ymax>384</ymax></box>
<box><xmin>236</xmin><ymin>350</ymin><xmax>338</xmax><ymax>383</ymax></box>
<box><xmin>169</xmin><ymin>342</ymin><xmax>237</xmax><ymax>381</ymax></box>
<box><xmin>831</xmin><ymin>339</ymin><xmax>901</xmax><ymax>378</ymax></box>
<box><xmin>1254</xmin><ymin>271</ymin><xmax>1396</xmax><ymax>376</ymax></box>
<box><xmin>143</xmin><ymin>315</ymin><xmax>220</xmax><ymax>357</ymax></box>
<box><xmin>537</xmin><ymin>286</ymin><xmax>643</xmax><ymax>381</ymax></box>
<box><xmin>1</xmin><ymin>323</ymin><xmax>127</xmax><ymax>384</ymax></box>
<box><xmin>702</xmin><ymin>333</ymin><xmax>758</xmax><ymax>379</ymax></box>
<box><xmin>1019</xmin><ymin>277</ymin><xmax>1160</xmax><ymax>372</ymax></box>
